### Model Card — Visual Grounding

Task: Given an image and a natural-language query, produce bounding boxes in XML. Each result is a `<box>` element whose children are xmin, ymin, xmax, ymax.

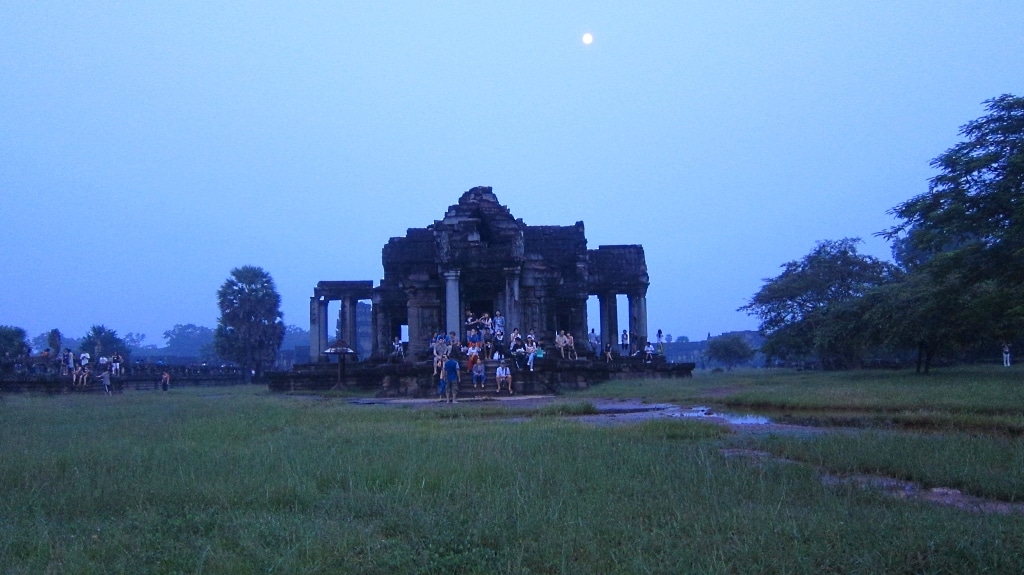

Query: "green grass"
<box><xmin>2</xmin><ymin>380</ymin><xmax>1024</xmax><ymax>573</ymax></box>
<box><xmin>568</xmin><ymin>365</ymin><xmax>1024</xmax><ymax>432</ymax></box>
<box><xmin>746</xmin><ymin>430</ymin><xmax>1024</xmax><ymax>502</ymax></box>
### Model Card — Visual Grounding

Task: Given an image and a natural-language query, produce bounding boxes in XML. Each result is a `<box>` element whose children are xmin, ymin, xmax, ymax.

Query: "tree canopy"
<box><xmin>884</xmin><ymin>95</ymin><xmax>1024</xmax><ymax>273</ymax></box>
<box><xmin>876</xmin><ymin>94</ymin><xmax>1024</xmax><ymax>367</ymax></box>
<box><xmin>0</xmin><ymin>325</ymin><xmax>31</xmax><ymax>360</ymax></box>
<box><xmin>79</xmin><ymin>325</ymin><xmax>129</xmax><ymax>359</ymax></box>
<box><xmin>740</xmin><ymin>238</ymin><xmax>897</xmax><ymax>367</ymax></box>
<box><xmin>163</xmin><ymin>324</ymin><xmax>216</xmax><ymax>357</ymax></box>
<box><xmin>705</xmin><ymin>334</ymin><xmax>755</xmax><ymax>369</ymax></box>
<box><xmin>747</xmin><ymin>96</ymin><xmax>1023</xmax><ymax>371</ymax></box>
<box><xmin>214</xmin><ymin>266</ymin><xmax>285</xmax><ymax>380</ymax></box>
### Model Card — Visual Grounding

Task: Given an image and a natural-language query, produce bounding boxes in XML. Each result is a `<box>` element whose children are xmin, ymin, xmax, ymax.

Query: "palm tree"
<box><xmin>214</xmin><ymin>266</ymin><xmax>285</xmax><ymax>381</ymax></box>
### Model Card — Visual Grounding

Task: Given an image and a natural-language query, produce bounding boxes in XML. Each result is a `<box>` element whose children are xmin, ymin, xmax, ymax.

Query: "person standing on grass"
<box><xmin>98</xmin><ymin>369</ymin><xmax>112</xmax><ymax>395</ymax></box>
<box><xmin>436</xmin><ymin>355</ymin><xmax>449</xmax><ymax>400</ymax></box>
<box><xmin>160</xmin><ymin>370</ymin><xmax>171</xmax><ymax>391</ymax></box>
<box><xmin>443</xmin><ymin>355</ymin><xmax>461</xmax><ymax>403</ymax></box>
<box><xmin>1003</xmin><ymin>343</ymin><xmax>1012</xmax><ymax>367</ymax></box>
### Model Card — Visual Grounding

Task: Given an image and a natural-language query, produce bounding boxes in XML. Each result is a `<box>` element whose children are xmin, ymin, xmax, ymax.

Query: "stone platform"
<box><xmin>265</xmin><ymin>357</ymin><xmax>695</xmax><ymax>396</ymax></box>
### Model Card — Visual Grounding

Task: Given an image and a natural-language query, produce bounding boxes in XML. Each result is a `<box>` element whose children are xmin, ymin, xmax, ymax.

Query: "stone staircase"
<box><xmin>448</xmin><ymin>357</ymin><xmax>570</xmax><ymax>399</ymax></box>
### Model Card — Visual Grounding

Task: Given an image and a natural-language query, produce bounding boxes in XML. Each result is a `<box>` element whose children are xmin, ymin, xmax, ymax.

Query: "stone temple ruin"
<box><xmin>308</xmin><ymin>186</ymin><xmax>650</xmax><ymax>362</ymax></box>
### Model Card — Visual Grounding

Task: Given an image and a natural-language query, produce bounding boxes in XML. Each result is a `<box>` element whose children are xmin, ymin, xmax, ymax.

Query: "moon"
<box><xmin>582</xmin><ymin>32</ymin><xmax>593</xmax><ymax>45</ymax></box>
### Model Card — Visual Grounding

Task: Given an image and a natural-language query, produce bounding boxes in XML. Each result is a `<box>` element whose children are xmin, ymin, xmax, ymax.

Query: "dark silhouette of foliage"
<box><xmin>162</xmin><ymin>324</ymin><xmax>216</xmax><ymax>357</ymax></box>
<box><xmin>875</xmin><ymin>95</ymin><xmax>1024</xmax><ymax>368</ymax></box>
<box><xmin>740</xmin><ymin>238</ymin><xmax>897</xmax><ymax>367</ymax></box>
<box><xmin>706</xmin><ymin>334</ymin><xmax>754</xmax><ymax>369</ymax></box>
<box><xmin>214</xmin><ymin>266</ymin><xmax>285</xmax><ymax>381</ymax></box>
<box><xmin>0</xmin><ymin>325</ymin><xmax>31</xmax><ymax>360</ymax></box>
<box><xmin>79</xmin><ymin>325</ymin><xmax>129</xmax><ymax>359</ymax></box>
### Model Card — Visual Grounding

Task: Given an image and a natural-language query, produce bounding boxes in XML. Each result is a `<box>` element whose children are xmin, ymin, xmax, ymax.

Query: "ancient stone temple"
<box><xmin>309</xmin><ymin>186</ymin><xmax>649</xmax><ymax>362</ymax></box>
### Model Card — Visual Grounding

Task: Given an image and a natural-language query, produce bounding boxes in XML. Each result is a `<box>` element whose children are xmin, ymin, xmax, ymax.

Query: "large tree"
<box><xmin>214</xmin><ymin>266</ymin><xmax>285</xmax><ymax>380</ymax></box>
<box><xmin>0</xmin><ymin>325</ymin><xmax>31</xmax><ymax>361</ymax></box>
<box><xmin>882</xmin><ymin>94</ymin><xmax>1024</xmax><ymax>335</ymax></box>
<box><xmin>705</xmin><ymin>334</ymin><xmax>755</xmax><ymax>370</ymax></box>
<box><xmin>857</xmin><ymin>270</ymin><xmax>1001</xmax><ymax>373</ymax></box>
<box><xmin>740</xmin><ymin>238</ymin><xmax>898</xmax><ymax>367</ymax></box>
<box><xmin>163</xmin><ymin>324</ymin><xmax>216</xmax><ymax>357</ymax></box>
<box><xmin>870</xmin><ymin>94</ymin><xmax>1024</xmax><ymax>369</ymax></box>
<box><xmin>79</xmin><ymin>325</ymin><xmax>129</xmax><ymax>359</ymax></box>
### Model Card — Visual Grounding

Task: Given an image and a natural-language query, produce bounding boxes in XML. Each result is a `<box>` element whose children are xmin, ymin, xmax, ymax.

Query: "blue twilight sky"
<box><xmin>2</xmin><ymin>1</ymin><xmax>1023</xmax><ymax>347</ymax></box>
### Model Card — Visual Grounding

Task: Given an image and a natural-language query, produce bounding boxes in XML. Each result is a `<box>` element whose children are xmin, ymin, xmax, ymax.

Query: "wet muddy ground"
<box><xmin>350</xmin><ymin>394</ymin><xmax>1024</xmax><ymax>515</ymax></box>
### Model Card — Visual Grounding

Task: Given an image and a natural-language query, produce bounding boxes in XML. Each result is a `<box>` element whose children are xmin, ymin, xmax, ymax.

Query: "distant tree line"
<box><xmin>4</xmin><ymin>266</ymin><xmax>309</xmax><ymax>379</ymax></box>
<box><xmin>741</xmin><ymin>95</ymin><xmax>1024</xmax><ymax>372</ymax></box>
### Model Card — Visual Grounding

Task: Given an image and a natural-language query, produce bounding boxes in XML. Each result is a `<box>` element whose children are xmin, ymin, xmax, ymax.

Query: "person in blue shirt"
<box><xmin>443</xmin><ymin>355</ymin><xmax>461</xmax><ymax>403</ymax></box>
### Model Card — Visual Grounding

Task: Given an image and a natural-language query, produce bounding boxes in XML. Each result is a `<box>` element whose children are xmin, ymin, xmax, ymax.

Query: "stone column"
<box><xmin>309</xmin><ymin>296</ymin><xmax>321</xmax><ymax>363</ymax></box>
<box><xmin>343</xmin><ymin>295</ymin><xmax>357</xmax><ymax>354</ymax></box>
<box><xmin>628</xmin><ymin>292</ymin><xmax>649</xmax><ymax>351</ymax></box>
<box><xmin>371</xmin><ymin>292</ymin><xmax>385</xmax><ymax>359</ymax></box>
<box><xmin>309</xmin><ymin>296</ymin><xmax>329</xmax><ymax>363</ymax></box>
<box><xmin>598</xmin><ymin>293</ymin><xmax>617</xmax><ymax>352</ymax></box>
<box><xmin>444</xmin><ymin>270</ymin><xmax>461</xmax><ymax>340</ymax></box>
<box><xmin>406</xmin><ymin>288</ymin><xmax>440</xmax><ymax>358</ymax></box>
<box><xmin>503</xmin><ymin>267</ymin><xmax>521</xmax><ymax>334</ymax></box>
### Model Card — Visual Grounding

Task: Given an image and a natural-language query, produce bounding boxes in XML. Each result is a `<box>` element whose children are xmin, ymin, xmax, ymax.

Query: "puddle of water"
<box><xmin>672</xmin><ymin>406</ymin><xmax>771</xmax><ymax>425</ymax></box>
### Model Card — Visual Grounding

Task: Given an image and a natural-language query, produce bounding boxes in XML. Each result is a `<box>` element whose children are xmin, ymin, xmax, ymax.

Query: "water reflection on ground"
<box><xmin>673</xmin><ymin>406</ymin><xmax>771</xmax><ymax>425</ymax></box>
<box><xmin>578</xmin><ymin>400</ymin><xmax>773</xmax><ymax>427</ymax></box>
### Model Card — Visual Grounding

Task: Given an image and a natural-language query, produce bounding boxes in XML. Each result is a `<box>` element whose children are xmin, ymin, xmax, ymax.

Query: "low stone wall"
<box><xmin>1</xmin><ymin>372</ymin><xmax>246</xmax><ymax>394</ymax></box>
<box><xmin>265</xmin><ymin>358</ymin><xmax>695</xmax><ymax>396</ymax></box>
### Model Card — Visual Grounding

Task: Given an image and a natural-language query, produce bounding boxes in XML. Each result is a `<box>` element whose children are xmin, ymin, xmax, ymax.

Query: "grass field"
<box><xmin>2</xmin><ymin>367</ymin><xmax>1023</xmax><ymax>574</ymax></box>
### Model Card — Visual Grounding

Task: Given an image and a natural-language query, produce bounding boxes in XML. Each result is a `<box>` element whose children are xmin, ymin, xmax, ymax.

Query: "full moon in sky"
<box><xmin>582</xmin><ymin>32</ymin><xmax>593</xmax><ymax>45</ymax></box>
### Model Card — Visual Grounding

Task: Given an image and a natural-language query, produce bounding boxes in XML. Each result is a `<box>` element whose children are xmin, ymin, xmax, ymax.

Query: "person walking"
<box><xmin>1003</xmin><ymin>342</ymin><xmax>1012</xmax><ymax>367</ymax></box>
<box><xmin>98</xmin><ymin>369</ymin><xmax>112</xmax><ymax>395</ymax></box>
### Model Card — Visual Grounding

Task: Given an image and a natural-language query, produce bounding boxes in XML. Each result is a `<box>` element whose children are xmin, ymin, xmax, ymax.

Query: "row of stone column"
<box><xmin>311</xmin><ymin>280</ymin><xmax>647</xmax><ymax>363</ymax></box>
<box><xmin>598</xmin><ymin>292</ymin><xmax>649</xmax><ymax>352</ymax></box>
<box><xmin>309</xmin><ymin>295</ymin><xmax>361</xmax><ymax>363</ymax></box>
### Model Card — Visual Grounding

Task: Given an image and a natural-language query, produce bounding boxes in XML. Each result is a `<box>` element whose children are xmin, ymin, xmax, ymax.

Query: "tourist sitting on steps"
<box><xmin>495</xmin><ymin>360</ymin><xmax>512</xmax><ymax>394</ymax></box>
<box><xmin>555</xmin><ymin>330</ymin><xmax>568</xmax><ymax>358</ymax></box>
<box><xmin>471</xmin><ymin>360</ymin><xmax>486</xmax><ymax>388</ymax></box>
<box><xmin>511</xmin><ymin>337</ymin><xmax>527</xmax><ymax>370</ymax></box>
<box><xmin>525</xmin><ymin>337</ymin><xmax>538</xmax><ymax>371</ymax></box>
<box><xmin>389</xmin><ymin>337</ymin><xmax>404</xmax><ymax>363</ymax></box>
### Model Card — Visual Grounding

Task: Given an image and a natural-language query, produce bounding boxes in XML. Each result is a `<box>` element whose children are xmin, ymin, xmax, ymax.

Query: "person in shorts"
<box><xmin>443</xmin><ymin>355</ymin><xmax>461</xmax><ymax>403</ymax></box>
<box><xmin>495</xmin><ymin>360</ymin><xmax>512</xmax><ymax>394</ymax></box>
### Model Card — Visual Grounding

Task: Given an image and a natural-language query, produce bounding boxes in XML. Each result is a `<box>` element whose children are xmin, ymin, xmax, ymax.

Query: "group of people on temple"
<box><xmin>405</xmin><ymin>309</ymin><xmax>668</xmax><ymax>402</ymax></box>
<box><xmin>426</xmin><ymin>309</ymin><xmax>607</xmax><ymax>402</ymax></box>
<box><xmin>51</xmin><ymin>348</ymin><xmax>126</xmax><ymax>394</ymax></box>
<box><xmin>41</xmin><ymin>348</ymin><xmax>172</xmax><ymax>394</ymax></box>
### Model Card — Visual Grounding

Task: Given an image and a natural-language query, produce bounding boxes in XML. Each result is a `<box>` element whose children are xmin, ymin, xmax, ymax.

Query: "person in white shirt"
<box><xmin>495</xmin><ymin>361</ymin><xmax>512</xmax><ymax>394</ymax></box>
